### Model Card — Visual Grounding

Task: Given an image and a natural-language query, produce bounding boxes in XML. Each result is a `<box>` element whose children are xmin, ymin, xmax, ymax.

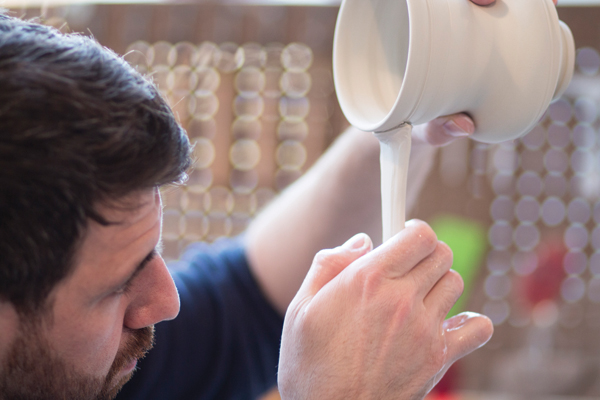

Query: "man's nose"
<box><xmin>124</xmin><ymin>256</ymin><xmax>180</xmax><ymax>330</ymax></box>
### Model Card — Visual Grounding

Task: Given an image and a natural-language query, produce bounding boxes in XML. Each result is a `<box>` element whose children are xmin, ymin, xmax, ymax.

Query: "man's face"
<box><xmin>0</xmin><ymin>189</ymin><xmax>180</xmax><ymax>399</ymax></box>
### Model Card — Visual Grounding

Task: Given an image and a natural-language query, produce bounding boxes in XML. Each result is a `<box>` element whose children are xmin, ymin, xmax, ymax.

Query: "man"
<box><xmin>0</xmin><ymin>13</ymin><xmax>190</xmax><ymax>399</ymax></box>
<box><xmin>0</xmin><ymin>0</ymin><xmax>496</xmax><ymax>398</ymax></box>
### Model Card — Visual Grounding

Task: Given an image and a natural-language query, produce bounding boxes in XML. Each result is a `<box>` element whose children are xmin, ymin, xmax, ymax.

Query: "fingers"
<box><xmin>299</xmin><ymin>233</ymin><xmax>373</xmax><ymax>298</ymax></box>
<box><xmin>424</xmin><ymin>270</ymin><xmax>464</xmax><ymax>318</ymax></box>
<box><xmin>412</xmin><ymin>113</ymin><xmax>474</xmax><ymax>147</ymax></box>
<box><xmin>365</xmin><ymin>219</ymin><xmax>438</xmax><ymax>279</ymax></box>
<box><xmin>409</xmin><ymin>241</ymin><xmax>454</xmax><ymax>299</ymax></box>
<box><xmin>443</xmin><ymin>312</ymin><xmax>494</xmax><ymax>363</ymax></box>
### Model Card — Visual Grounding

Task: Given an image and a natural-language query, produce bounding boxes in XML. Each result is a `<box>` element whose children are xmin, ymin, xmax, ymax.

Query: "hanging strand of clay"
<box><xmin>374</xmin><ymin>123</ymin><xmax>412</xmax><ymax>242</ymax></box>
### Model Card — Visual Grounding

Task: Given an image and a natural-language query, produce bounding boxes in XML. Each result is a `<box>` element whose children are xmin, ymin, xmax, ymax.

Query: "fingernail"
<box><xmin>445</xmin><ymin>312</ymin><xmax>479</xmax><ymax>332</ymax></box>
<box><xmin>342</xmin><ymin>233</ymin><xmax>370</xmax><ymax>250</ymax></box>
<box><xmin>443</xmin><ymin>116</ymin><xmax>474</xmax><ymax>137</ymax></box>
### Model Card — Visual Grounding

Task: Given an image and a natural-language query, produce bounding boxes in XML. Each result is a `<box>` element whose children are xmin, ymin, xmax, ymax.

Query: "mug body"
<box><xmin>333</xmin><ymin>0</ymin><xmax>575</xmax><ymax>143</ymax></box>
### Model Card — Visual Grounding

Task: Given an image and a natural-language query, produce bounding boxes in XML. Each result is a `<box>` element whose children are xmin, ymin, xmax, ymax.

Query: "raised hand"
<box><xmin>278</xmin><ymin>221</ymin><xmax>493</xmax><ymax>400</ymax></box>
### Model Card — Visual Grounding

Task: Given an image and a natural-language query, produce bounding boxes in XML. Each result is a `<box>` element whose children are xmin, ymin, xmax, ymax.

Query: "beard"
<box><xmin>0</xmin><ymin>318</ymin><xmax>154</xmax><ymax>400</ymax></box>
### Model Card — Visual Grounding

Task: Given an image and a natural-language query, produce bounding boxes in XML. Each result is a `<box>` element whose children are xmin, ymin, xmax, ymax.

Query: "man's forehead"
<box><xmin>66</xmin><ymin>188</ymin><xmax>162</xmax><ymax>296</ymax></box>
<box><xmin>94</xmin><ymin>189</ymin><xmax>161</xmax><ymax>227</ymax></box>
<box><xmin>78</xmin><ymin>188</ymin><xmax>162</xmax><ymax>262</ymax></box>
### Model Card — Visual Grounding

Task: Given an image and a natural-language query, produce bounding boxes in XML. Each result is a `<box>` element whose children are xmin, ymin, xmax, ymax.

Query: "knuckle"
<box><xmin>409</xmin><ymin>221</ymin><xmax>438</xmax><ymax>251</ymax></box>
<box><xmin>398</xmin><ymin>292</ymin><xmax>417</xmax><ymax>314</ymax></box>
<box><xmin>407</xmin><ymin>272</ymin><xmax>424</xmax><ymax>295</ymax></box>
<box><xmin>392</xmin><ymin>297</ymin><xmax>418</xmax><ymax>329</ymax></box>
<box><xmin>392</xmin><ymin>305</ymin><xmax>414</xmax><ymax>330</ymax></box>
<box><xmin>430</xmin><ymin>242</ymin><xmax>454</xmax><ymax>271</ymax></box>
<box><xmin>313</xmin><ymin>248</ymin><xmax>337</xmax><ymax>265</ymax></box>
<box><xmin>449</xmin><ymin>270</ymin><xmax>464</xmax><ymax>289</ymax></box>
<box><xmin>357</xmin><ymin>267</ymin><xmax>386</xmax><ymax>298</ymax></box>
<box><xmin>436</xmin><ymin>241</ymin><xmax>453</xmax><ymax>259</ymax></box>
<box><xmin>365</xmin><ymin>278</ymin><xmax>417</xmax><ymax>320</ymax></box>
<box><xmin>446</xmin><ymin>270</ymin><xmax>465</xmax><ymax>297</ymax></box>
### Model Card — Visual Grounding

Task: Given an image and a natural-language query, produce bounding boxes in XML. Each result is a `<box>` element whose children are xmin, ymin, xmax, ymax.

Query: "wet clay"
<box><xmin>374</xmin><ymin>123</ymin><xmax>412</xmax><ymax>242</ymax></box>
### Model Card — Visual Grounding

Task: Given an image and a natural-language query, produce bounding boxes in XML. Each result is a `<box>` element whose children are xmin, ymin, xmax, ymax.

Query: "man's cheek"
<box><xmin>50</xmin><ymin>313</ymin><xmax>125</xmax><ymax>378</ymax></box>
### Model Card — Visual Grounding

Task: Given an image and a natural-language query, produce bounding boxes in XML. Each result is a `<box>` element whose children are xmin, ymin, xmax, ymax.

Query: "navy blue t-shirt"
<box><xmin>115</xmin><ymin>238</ymin><xmax>284</xmax><ymax>400</ymax></box>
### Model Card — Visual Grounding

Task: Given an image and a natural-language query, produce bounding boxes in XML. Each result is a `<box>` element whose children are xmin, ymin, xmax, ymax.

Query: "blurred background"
<box><xmin>5</xmin><ymin>0</ymin><xmax>600</xmax><ymax>398</ymax></box>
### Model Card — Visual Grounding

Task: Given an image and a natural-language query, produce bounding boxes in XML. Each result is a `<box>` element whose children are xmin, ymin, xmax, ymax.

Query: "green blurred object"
<box><xmin>431</xmin><ymin>214</ymin><xmax>487</xmax><ymax>318</ymax></box>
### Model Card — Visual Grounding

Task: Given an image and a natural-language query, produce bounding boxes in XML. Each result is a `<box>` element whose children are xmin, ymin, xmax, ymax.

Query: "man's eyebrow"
<box><xmin>121</xmin><ymin>248</ymin><xmax>157</xmax><ymax>288</ymax></box>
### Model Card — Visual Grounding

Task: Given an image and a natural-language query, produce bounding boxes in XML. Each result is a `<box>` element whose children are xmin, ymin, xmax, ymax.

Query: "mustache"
<box><xmin>97</xmin><ymin>326</ymin><xmax>155</xmax><ymax>400</ymax></box>
<box><xmin>108</xmin><ymin>325</ymin><xmax>155</xmax><ymax>378</ymax></box>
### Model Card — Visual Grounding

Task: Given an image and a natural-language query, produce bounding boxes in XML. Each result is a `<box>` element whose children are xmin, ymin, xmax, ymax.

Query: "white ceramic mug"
<box><xmin>333</xmin><ymin>0</ymin><xmax>575</xmax><ymax>143</ymax></box>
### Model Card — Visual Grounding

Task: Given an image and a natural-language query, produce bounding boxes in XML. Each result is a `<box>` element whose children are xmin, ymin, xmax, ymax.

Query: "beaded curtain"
<box><xmin>123</xmin><ymin>40</ymin><xmax>327</xmax><ymax>259</ymax></box>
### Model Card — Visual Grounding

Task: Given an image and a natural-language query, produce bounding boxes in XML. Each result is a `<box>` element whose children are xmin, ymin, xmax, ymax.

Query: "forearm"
<box><xmin>245</xmin><ymin>126</ymin><xmax>438</xmax><ymax>314</ymax></box>
<box><xmin>246</xmin><ymin>126</ymin><xmax>380</xmax><ymax>315</ymax></box>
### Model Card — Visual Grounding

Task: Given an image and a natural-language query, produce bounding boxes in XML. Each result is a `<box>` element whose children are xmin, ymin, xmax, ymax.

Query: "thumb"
<box><xmin>412</xmin><ymin>113</ymin><xmax>474</xmax><ymax>146</ymax></box>
<box><xmin>443</xmin><ymin>312</ymin><xmax>494</xmax><ymax>363</ymax></box>
<box><xmin>298</xmin><ymin>233</ymin><xmax>373</xmax><ymax>298</ymax></box>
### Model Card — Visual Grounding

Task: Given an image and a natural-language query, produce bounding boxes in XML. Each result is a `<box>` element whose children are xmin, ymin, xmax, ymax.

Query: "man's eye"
<box><xmin>114</xmin><ymin>279</ymin><xmax>134</xmax><ymax>296</ymax></box>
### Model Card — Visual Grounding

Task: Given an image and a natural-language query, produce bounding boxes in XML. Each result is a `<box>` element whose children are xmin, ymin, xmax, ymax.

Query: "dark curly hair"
<box><xmin>0</xmin><ymin>14</ymin><xmax>192</xmax><ymax>313</ymax></box>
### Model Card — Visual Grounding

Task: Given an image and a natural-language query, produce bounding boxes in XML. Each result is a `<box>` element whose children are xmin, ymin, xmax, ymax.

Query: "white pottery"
<box><xmin>333</xmin><ymin>0</ymin><xmax>575</xmax><ymax>143</ymax></box>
